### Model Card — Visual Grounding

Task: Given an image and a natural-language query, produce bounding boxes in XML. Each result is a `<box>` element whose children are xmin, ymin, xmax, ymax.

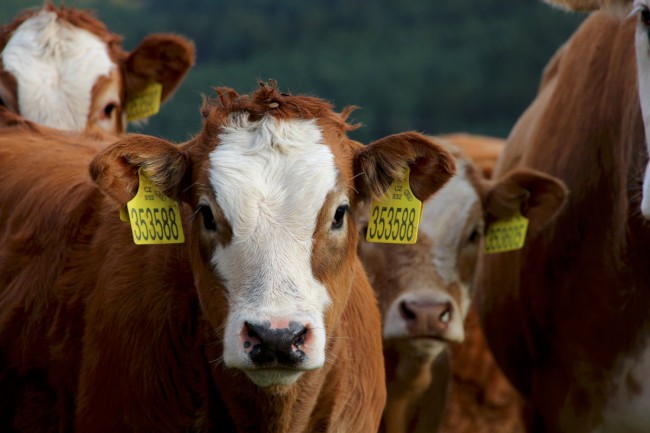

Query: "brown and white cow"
<box><xmin>0</xmin><ymin>83</ymin><xmax>456</xmax><ymax>432</ymax></box>
<box><xmin>357</xmin><ymin>140</ymin><xmax>566</xmax><ymax>433</ymax></box>
<box><xmin>475</xmin><ymin>1</ymin><xmax>650</xmax><ymax>431</ymax></box>
<box><xmin>0</xmin><ymin>4</ymin><xmax>194</xmax><ymax>133</ymax></box>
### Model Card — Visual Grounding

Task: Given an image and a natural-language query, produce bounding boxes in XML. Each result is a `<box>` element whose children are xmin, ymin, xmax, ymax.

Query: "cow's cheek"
<box><xmin>190</xmin><ymin>230</ymin><xmax>228</xmax><ymax>333</ymax></box>
<box><xmin>311</xmin><ymin>223</ymin><xmax>357</xmax><ymax>332</ymax></box>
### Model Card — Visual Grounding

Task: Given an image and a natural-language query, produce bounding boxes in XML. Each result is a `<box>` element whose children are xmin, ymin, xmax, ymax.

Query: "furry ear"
<box><xmin>123</xmin><ymin>34</ymin><xmax>195</xmax><ymax>107</ymax></box>
<box><xmin>89</xmin><ymin>134</ymin><xmax>188</xmax><ymax>206</ymax></box>
<box><xmin>481</xmin><ymin>168</ymin><xmax>568</xmax><ymax>234</ymax></box>
<box><xmin>354</xmin><ymin>132</ymin><xmax>456</xmax><ymax>204</ymax></box>
<box><xmin>541</xmin><ymin>0</ymin><xmax>631</xmax><ymax>11</ymax></box>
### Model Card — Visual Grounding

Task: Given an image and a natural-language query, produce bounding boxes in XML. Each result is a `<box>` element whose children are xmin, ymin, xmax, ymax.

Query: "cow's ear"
<box><xmin>482</xmin><ymin>168</ymin><xmax>568</xmax><ymax>233</ymax></box>
<box><xmin>542</xmin><ymin>0</ymin><xmax>629</xmax><ymax>11</ymax></box>
<box><xmin>89</xmin><ymin>134</ymin><xmax>189</xmax><ymax>206</ymax></box>
<box><xmin>123</xmin><ymin>34</ymin><xmax>195</xmax><ymax>106</ymax></box>
<box><xmin>354</xmin><ymin>132</ymin><xmax>456</xmax><ymax>204</ymax></box>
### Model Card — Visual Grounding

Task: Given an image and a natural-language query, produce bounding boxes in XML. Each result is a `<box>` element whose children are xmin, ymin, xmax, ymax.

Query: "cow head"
<box><xmin>0</xmin><ymin>4</ymin><xmax>194</xmax><ymax>134</ymax></box>
<box><xmin>358</xmin><ymin>149</ymin><xmax>567</xmax><ymax>362</ymax></box>
<box><xmin>90</xmin><ymin>83</ymin><xmax>455</xmax><ymax>389</ymax></box>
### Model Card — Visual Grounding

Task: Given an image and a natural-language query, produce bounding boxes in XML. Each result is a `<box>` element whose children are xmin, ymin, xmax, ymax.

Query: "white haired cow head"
<box><xmin>0</xmin><ymin>4</ymin><xmax>194</xmax><ymax>133</ymax></box>
<box><xmin>91</xmin><ymin>83</ymin><xmax>456</xmax><ymax>389</ymax></box>
<box><xmin>543</xmin><ymin>0</ymin><xmax>650</xmax><ymax>217</ymax></box>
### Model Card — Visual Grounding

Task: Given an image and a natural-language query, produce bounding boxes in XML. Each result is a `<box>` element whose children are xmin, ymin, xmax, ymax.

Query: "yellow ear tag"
<box><xmin>126</xmin><ymin>82</ymin><xmax>162</xmax><ymax>122</ymax></box>
<box><xmin>126</xmin><ymin>169</ymin><xmax>185</xmax><ymax>245</ymax></box>
<box><xmin>366</xmin><ymin>168</ymin><xmax>422</xmax><ymax>245</ymax></box>
<box><xmin>483</xmin><ymin>209</ymin><xmax>529</xmax><ymax>254</ymax></box>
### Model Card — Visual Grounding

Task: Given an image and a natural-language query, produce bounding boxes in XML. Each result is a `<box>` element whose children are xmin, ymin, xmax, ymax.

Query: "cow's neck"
<box><xmin>382</xmin><ymin>343</ymin><xmax>440</xmax><ymax>433</ymax></box>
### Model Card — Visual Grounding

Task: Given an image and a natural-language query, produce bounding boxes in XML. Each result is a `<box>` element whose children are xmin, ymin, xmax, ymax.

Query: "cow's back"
<box><xmin>475</xmin><ymin>11</ymin><xmax>650</xmax><ymax>432</ymax></box>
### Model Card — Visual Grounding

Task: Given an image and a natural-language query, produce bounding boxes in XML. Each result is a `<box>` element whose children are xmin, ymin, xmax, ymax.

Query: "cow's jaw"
<box><xmin>1</xmin><ymin>10</ymin><xmax>116</xmax><ymax>131</ymax></box>
<box><xmin>209</xmin><ymin>115</ymin><xmax>336</xmax><ymax>387</ymax></box>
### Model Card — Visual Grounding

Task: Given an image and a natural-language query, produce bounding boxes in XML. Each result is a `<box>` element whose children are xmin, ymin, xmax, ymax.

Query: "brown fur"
<box><xmin>0</xmin><ymin>83</ymin><xmax>456</xmax><ymax>432</ymax></box>
<box><xmin>543</xmin><ymin>0</ymin><xmax>631</xmax><ymax>12</ymax></box>
<box><xmin>474</xmin><ymin>11</ymin><xmax>650</xmax><ymax>432</ymax></box>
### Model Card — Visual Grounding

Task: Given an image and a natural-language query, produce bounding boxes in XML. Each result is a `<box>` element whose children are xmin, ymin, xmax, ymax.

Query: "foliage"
<box><xmin>1</xmin><ymin>0</ymin><xmax>584</xmax><ymax>143</ymax></box>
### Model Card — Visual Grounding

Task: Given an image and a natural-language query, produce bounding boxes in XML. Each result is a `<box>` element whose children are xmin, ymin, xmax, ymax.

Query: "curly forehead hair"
<box><xmin>200</xmin><ymin>81</ymin><xmax>360</xmax><ymax>135</ymax></box>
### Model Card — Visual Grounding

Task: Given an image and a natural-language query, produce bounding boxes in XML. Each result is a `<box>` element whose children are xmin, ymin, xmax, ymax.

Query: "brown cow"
<box><xmin>0</xmin><ymin>82</ymin><xmax>456</xmax><ymax>432</ymax></box>
<box><xmin>0</xmin><ymin>4</ymin><xmax>194</xmax><ymax>133</ymax></box>
<box><xmin>475</xmin><ymin>2</ymin><xmax>650</xmax><ymax>431</ymax></box>
<box><xmin>358</xmin><ymin>139</ymin><xmax>565</xmax><ymax>433</ymax></box>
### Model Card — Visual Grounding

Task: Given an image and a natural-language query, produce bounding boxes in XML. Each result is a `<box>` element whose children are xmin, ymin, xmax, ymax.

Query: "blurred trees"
<box><xmin>1</xmin><ymin>0</ymin><xmax>584</xmax><ymax>142</ymax></box>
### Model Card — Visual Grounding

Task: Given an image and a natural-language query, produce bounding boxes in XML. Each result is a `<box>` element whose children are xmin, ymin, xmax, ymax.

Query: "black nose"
<box><xmin>244</xmin><ymin>321</ymin><xmax>308</xmax><ymax>367</ymax></box>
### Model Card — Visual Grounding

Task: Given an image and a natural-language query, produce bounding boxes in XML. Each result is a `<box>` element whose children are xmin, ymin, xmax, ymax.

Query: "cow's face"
<box><xmin>358</xmin><ymin>158</ymin><xmax>481</xmax><ymax>359</ymax></box>
<box><xmin>91</xmin><ymin>84</ymin><xmax>456</xmax><ymax>389</ymax></box>
<box><xmin>192</xmin><ymin>114</ymin><xmax>354</xmax><ymax>388</ymax></box>
<box><xmin>0</xmin><ymin>6</ymin><xmax>194</xmax><ymax>134</ymax></box>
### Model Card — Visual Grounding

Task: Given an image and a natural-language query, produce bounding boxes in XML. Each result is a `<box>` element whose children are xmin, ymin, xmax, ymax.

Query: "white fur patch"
<box><xmin>209</xmin><ymin>114</ymin><xmax>338</xmax><ymax>379</ymax></box>
<box><xmin>634</xmin><ymin>4</ymin><xmax>650</xmax><ymax>218</ymax></box>
<box><xmin>1</xmin><ymin>10</ymin><xmax>115</xmax><ymax>130</ymax></box>
<box><xmin>418</xmin><ymin>159</ymin><xmax>480</xmax><ymax>318</ymax></box>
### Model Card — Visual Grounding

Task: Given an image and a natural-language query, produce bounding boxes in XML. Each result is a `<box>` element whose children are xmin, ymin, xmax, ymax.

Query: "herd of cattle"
<box><xmin>0</xmin><ymin>0</ymin><xmax>648</xmax><ymax>432</ymax></box>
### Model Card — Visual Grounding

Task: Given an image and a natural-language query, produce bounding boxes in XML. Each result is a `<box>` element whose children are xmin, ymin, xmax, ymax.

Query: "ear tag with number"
<box><xmin>126</xmin><ymin>169</ymin><xmax>185</xmax><ymax>245</ymax></box>
<box><xmin>366</xmin><ymin>168</ymin><xmax>422</xmax><ymax>245</ymax></box>
<box><xmin>483</xmin><ymin>209</ymin><xmax>529</xmax><ymax>254</ymax></box>
<box><xmin>126</xmin><ymin>82</ymin><xmax>162</xmax><ymax>122</ymax></box>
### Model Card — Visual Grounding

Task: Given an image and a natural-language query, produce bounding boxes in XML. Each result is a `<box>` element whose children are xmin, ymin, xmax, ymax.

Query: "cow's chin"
<box><xmin>244</xmin><ymin>369</ymin><xmax>304</xmax><ymax>388</ymax></box>
<box><xmin>407</xmin><ymin>337</ymin><xmax>448</xmax><ymax>359</ymax></box>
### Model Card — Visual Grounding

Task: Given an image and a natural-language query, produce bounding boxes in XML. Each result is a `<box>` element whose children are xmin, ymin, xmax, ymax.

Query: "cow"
<box><xmin>357</xmin><ymin>138</ymin><xmax>566</xmax><ymax>433</ymax></box>
<box><xmin>0</xmin><ymin>82</ymin><xmax>457</xmax><ymax>432</ymax></box>
<box><xmin>0</xmin><ymin>4</ymin><xmax>194</xmax><ymax>133</ymax></box>
<box><xmin>474</xmin><ymin>1</ymin><xmax>650</xmax><ymax>431</ymax></box>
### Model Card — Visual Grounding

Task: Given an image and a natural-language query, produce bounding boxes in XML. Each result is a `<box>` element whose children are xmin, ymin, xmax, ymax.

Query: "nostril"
<box><xmin>399</xmin><ymin>300</ymin><xmax>417</xmax><ymax>322</ymax></box>
<box><xmin>292</xmin><ymin>326</ymin><xmax>308</xmax><ymax>349</ymax></box>
<box><xmin>439</xmin><ymin>303</ymin><xmax>452</xmax><ymax>325</ymax></box>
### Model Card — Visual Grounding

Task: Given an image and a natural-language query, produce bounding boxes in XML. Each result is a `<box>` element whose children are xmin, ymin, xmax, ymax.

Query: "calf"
<box><xmin>358</xmin><ymin>142</ymin><xmax>566</xmax><ymax>433</ymax></box>
<box><xmin>0</xmin><ymin>82</ymin><xmax>456</xmax><ymax>432</ymax></box>
<box><xmin>0</xmin><ymin>4</ymin><xmax>194</xmax><ymax>133</ymax></box>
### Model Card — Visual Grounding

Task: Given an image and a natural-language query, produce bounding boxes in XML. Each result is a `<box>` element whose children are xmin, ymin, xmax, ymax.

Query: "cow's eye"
<box><xmin>467</xmin><ymin>227</ymin><xmax>480</xmax><ymax>244</ymax></box>
<box><xmin>332</xmin><ymin>205</ymin><xmax>349</xmax><ymax>230</ymax></box>
<box><xmin>198</xmin><ymin>204</ymin><xmax>217</xmax><ymax>231</ymax></box>
<box><xmin>103</xmin><ymin>102</ymin><xmax>118</xmax><ymax>118</ymax></box>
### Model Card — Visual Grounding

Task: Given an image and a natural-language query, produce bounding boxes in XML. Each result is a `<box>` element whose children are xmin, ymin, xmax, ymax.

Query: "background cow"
<box><xmin>475</xmin><ymin>1</ymin><xmax>650</xmax><ymax>431</ymax></box>
<box><xmin>358</xmin><ymin>138</ymin><xmax>566</xmax><ymax>433</ymax></box>
<box><xmin>0</xmin><ymin>82</ymin><xmax>456</xmax><ymax>432</ymax></box>
<box><xmin>0</xmin><ymin>4</ymin><xmax>194</xmax><ymax>133</ymax></box>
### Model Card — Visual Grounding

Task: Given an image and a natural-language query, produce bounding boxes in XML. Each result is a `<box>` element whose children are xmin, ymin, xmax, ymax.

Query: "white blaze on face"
<box><xmin>634</xmin><ymin>0</ymin><xmax>650</xmax><ymax>218</ymax></box>
<box><xmin>209</xmin><ymin>114</ymin><xmax>337</xmax><ymax>382</ymax></box>
<box><xmin>1</xmin><ymin>11</ymin><xmax>115</xmax><ymax>131</ymax></box>
<box><xmin>418</xmin><ymin>160</ymin><xmax>480</xmax><ymax>318</ymax></box>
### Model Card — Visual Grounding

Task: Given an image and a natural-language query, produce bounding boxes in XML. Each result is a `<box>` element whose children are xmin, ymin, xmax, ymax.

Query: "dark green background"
<box><xmin>1</xmin><ymin>0</ymin><xmax>585</xmax><ymax>143</ymax></box>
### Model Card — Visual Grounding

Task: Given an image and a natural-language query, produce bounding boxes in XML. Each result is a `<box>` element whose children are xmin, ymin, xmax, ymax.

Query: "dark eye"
<box><xmin>103</xmin><ymin>102</ymin><xmax>117</xmax><ymax>118</ymax></box>
<box><xmin>468</xmin><ymin>227</ymin><xmax>480</xmax><ymax>243</ymax></box>
<box><xmin>641</xmin><ymin>8</ymin><xmax>650</xmax><ymax>26</ymax></box>
<box><xmin>332</xmin><ymin>204</ymin><xmax>349</xmax><ymax>230</ymax></box>
<box><xmin>199</xmin><ymin>204</ymin><xmax>217</xmax><ymax>231</ymax></box>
